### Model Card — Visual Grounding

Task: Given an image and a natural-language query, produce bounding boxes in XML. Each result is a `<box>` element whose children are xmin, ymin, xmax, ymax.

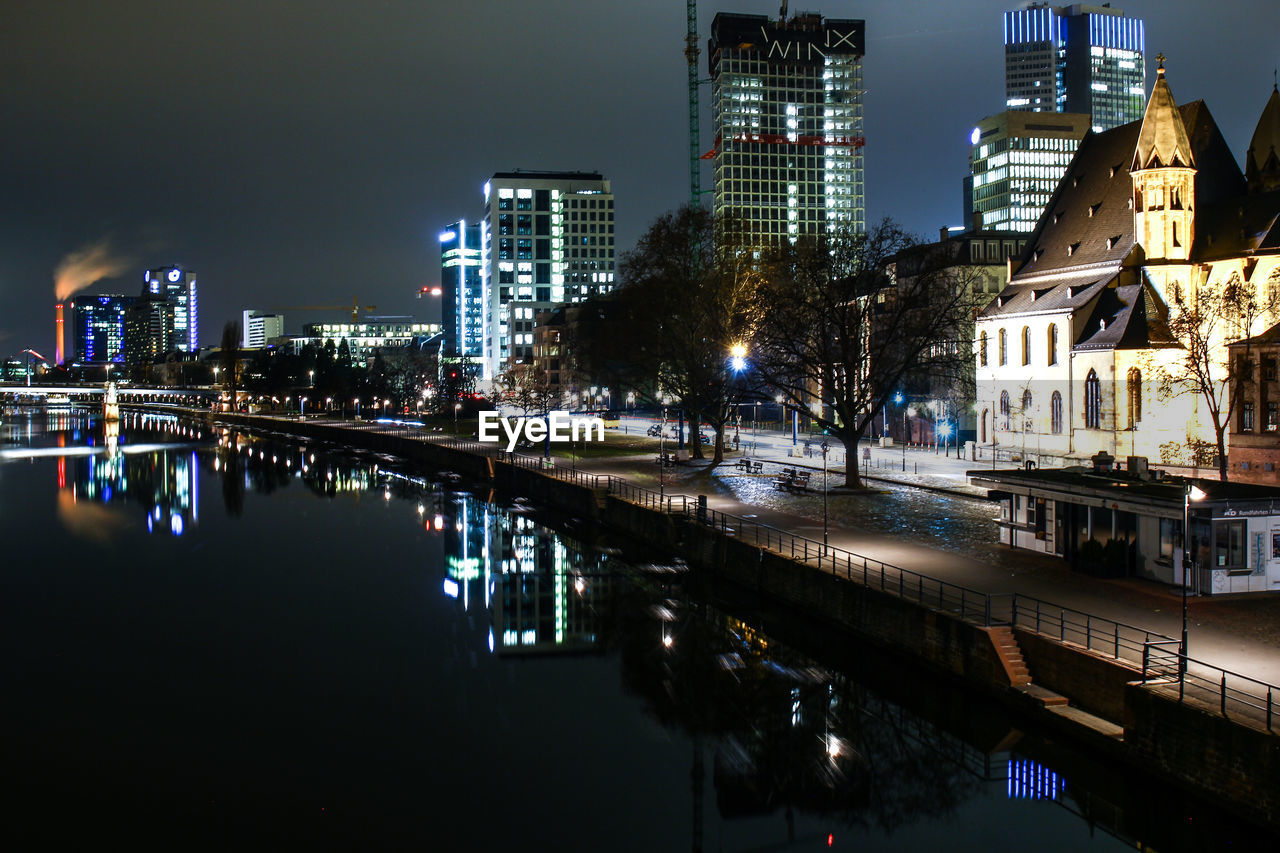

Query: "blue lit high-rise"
<box><xmin>69</xmin><ymin>293</ymin><xmax>135</xmax><ymax>364</ymax></box>
<box><xmin>440</xmin><ymin>220</ymin><xmax>483</xmax><ymax>368</ymax></box>
<box><xmin>1004</xmin><ymin>3</ymin><xmax>1145</xmax><ymax>132</ymax></box>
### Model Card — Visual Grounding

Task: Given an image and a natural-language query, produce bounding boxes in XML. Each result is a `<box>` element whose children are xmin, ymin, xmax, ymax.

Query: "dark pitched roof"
<box><xmin>1194</xmin><ymin>189</ymin><xmax>1280</xmax><ymax>260</ymax></box>
<box><xmin>976</xmin><ymin>272</ymin><xmax>1111</xmax><ymax>320</ymax></box>
<box><xmin>1248</xmin><ymin>87</ymin><xmax>1280</xmax><ymax>180</ymax></box>
<box><xmin>1074</xmin><ymin>278</ymin><xmax>1180</xmax><ymax>351</ymax></box>
<box><xmin>1012</xmin><ymin>124</ymin><xmax>1139</xmax><ymax>279</ymax></box>
<box><xmin>1012</xmin><ymin>100</ymin><xmax>1246</xmax><ymax>281</ymax></box>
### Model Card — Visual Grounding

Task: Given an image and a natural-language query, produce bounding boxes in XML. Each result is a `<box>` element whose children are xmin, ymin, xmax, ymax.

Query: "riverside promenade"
<box><xmin>546</xmin><ymin>415</ymin><xmax>1280</xmax><ymax>690</ymax></box>
<box><xmin>230</xmin><ymin>409</ymin><xmax>1280</xmax><ymax>693</ymax></box>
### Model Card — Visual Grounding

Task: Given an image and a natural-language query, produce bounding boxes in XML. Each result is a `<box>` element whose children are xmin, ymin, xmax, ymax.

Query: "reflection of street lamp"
<box><xmin>1181</xmin><ymin>482</ymin><xmax>1207</xmax><ymax>687</ymax></box>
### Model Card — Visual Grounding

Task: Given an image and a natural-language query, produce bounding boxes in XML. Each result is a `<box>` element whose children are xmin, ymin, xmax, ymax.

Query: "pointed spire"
<box><xmin>1247</xmin><ymin>83</ymin><xmax>1280</xmax><ymax>182</ymax></box>
<box><xmin>1132</xmin><ymin>56</ymin><xmax>1195</xmax><ymax>171</ymax></box>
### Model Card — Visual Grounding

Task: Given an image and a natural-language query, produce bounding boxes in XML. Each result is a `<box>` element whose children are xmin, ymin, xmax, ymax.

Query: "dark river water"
<box><xmin>0</xmin><ymin>409</ymin><xmax>1271</xmax><ymax>850</ymax></box>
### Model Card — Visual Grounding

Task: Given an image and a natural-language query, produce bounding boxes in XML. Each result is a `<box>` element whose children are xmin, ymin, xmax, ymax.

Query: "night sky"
<box><xmin>2</xmin><ymin>0</ymin><xmax>1276</xmax><ymax>358</ymax></box>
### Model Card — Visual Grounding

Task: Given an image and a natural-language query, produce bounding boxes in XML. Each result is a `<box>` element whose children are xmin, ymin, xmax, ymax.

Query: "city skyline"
<box><xmin>2</xmin><ymin>0</ymin><xmax>1277</xmax><ymax>359</ymax></box>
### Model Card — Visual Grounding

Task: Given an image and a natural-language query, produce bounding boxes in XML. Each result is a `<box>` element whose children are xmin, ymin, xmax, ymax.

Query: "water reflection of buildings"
<box><xmin>62</xmin><ymin>416</ymin><xmax>200</xmax><ymax>536</ymax></box>
<box><xmin>436</xmin><ymin>493</ymin><xmax>610</xmax><ymax>656</ymax></box>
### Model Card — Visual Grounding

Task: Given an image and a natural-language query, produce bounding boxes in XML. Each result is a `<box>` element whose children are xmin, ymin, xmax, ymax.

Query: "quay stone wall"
<box><xmin>164</xmin><ymin>409</ymin><xmax>1280</xmax><ymax>830</ymax></box>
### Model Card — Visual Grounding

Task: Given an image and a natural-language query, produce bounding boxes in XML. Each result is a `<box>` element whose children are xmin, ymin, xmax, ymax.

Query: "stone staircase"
<box><xmin>985</xmin><ymin>625</ymin><xmax>1123</xmax><ymax>739</ymax></box>
<box><xmin>988</xmin><ymin>626</ymin><xmax>1032</xmax><ymax>687</ymax></box>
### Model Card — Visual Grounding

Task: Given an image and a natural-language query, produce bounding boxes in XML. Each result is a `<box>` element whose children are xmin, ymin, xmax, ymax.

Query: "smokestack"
<box><xmin>55</xmin><ymin>303</ymin><xmax>65</xmax><ymax>365</ymax></box>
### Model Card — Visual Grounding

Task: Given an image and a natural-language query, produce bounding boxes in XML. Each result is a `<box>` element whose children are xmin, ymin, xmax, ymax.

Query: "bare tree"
<box><xmin>495</xmin><ymin>363</ymin><xmax>558</xmax><ymax>418</ymax></box>
<box><xmin>751</xmin><ymin>221</ymin><xmax>975</xmax><ymax>488</ymax></box>
<box><xmin>576</xmin><ymin>205</ymin><xmax>758</xmax><ymax>463</ymax></box>
<box><xmin>1163</xmin><ymin>274</ymin><xmax>1280</xmax><ymax>480</ymax></box>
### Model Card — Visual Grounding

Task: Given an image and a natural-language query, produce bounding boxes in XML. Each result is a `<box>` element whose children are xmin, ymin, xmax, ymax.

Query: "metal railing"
<box><xmin>607</xmin><ymin>479</ymin><xmax>690</xmax><ymax>513</ymax></box>
<box><xmin>1009</xmin><ymin>595</ymin><xmax>1174</xmax><ymax>666</ymax></box>
<box><xmin>1143</xmin><ymin>641</ymin><xmax>1277</xmax><ymax>732</ymax></box>
<box><xmin>195</xmin><ymin>409</ymin><xmax>1280</xmax><ymax>734</ymax></box>
<box><xmin>677</xmin><ymin>502</ymin><xmax>994</xmax><ymax>624</ymax></box>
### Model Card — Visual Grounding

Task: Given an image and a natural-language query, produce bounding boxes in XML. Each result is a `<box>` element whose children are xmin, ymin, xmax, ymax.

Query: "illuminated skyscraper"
<box><xmin>69</xmin><ymin>293</ymin><xmax>135</xmax><ymax>364</ymax></box>
<box><xmin>967</xmin><ymin>110</ymin><xmax>1091</xmax><ymax>232</ymax></box>
<box><xmin>440</xmin><ymin>220</ymin><xmax>483</xmax><ymax>366</ymax></box>
<box><xmin>1004</xmin><ymin>4</ymin><xmax>1146</xmax><ymax>133</ymax></box>
<box><xmin>143</xmin><ymin>266</ymin><xmax>199</xmax><ymax>352</ymax></box>
<box><xmin>479</xmin><ymin>171</ymin><xmax>615</xmax><ymax>378</ymax></box>
<box><xmin>708</xmin><ymin>11</ymin><xmax>865</xmax><ymax>242</ymax></box>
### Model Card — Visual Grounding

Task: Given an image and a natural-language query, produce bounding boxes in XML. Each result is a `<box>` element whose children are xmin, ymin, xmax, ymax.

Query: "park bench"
<box><xmin>735</xmin><ymin>458</ymin><xmax>763</xmax><ymax>474</ymax></box>
<box><xmin>772</xmin><ymin>469</ymin><xmax>811</xmax><ymax>492</ymax></box>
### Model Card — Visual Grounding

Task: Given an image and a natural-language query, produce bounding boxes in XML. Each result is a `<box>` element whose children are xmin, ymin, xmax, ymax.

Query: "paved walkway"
<box><xmin>242</xmin><ymin>412</ymin><xmax>1280</xmax><ymax>691</ymax></box>
<box><xmin>567</xmin><ymin>417</ymin><xmax>1280</xmax><ymax>690</ymax></box>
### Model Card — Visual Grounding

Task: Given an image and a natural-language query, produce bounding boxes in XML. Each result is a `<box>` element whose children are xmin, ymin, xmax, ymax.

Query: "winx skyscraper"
<box><xmin>708</xmin><ymin>12</ymin><xmax>865</xmax><ymax>243</ymax></box>
<box><xmin>1004</xmin><ymin>3</ymin><xmax>1146</xmax><ymax>133</ymax></box>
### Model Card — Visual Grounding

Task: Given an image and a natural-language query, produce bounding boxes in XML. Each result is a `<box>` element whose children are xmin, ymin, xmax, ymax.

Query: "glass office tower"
<box><xmin>1004</xmin><ymin>3</ymin><xmax>1146</xmax><ymax>132</ymax></box>
<box><xmin>709</xmin><ymin>12</ymin><xmax>866</xmax><ymax>243</ymax></box>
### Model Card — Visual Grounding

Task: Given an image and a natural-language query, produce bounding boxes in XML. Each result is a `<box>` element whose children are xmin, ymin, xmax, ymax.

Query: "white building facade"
<box><xmin>479</xmin><ymin>171</ymin><xmax>615</xmax><ymax>380</ymax></box>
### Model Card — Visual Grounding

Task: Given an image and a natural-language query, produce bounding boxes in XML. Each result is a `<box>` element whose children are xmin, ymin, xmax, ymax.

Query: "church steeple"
<box><xmin>1131</xmin><ymin>56</ymin><xmax>1197</xmax><ymax>261</ymax></box>
<box><xmin>1132</xmin><ymin>56</ymin><xmax>1195</xmax><ymax>171</ymax></box>
<box><xmin>1246</xmin><ymin>82</ymin><xmax>1280</xmax><ymax>193</ymax></box>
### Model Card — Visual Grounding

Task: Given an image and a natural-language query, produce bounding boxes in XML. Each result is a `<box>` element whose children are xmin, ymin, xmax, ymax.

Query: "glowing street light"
<box><xmin>1180</xmin><ymin>482</ymin><xmax>1208</xmax><ymax>693</ymax></box>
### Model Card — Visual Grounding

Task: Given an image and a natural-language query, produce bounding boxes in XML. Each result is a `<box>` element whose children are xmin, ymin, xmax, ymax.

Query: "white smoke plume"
<box><xmin>54</xmin><ymin>239</ymin><xmax>131</xmax><ymax>302</ymax></box>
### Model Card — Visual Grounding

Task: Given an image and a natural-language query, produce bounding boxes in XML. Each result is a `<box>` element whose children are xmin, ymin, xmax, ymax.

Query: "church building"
<box><xmin>974</xmin><ymin>60</ymin><xmax>1280</xmax><ymax>481</ymax></box>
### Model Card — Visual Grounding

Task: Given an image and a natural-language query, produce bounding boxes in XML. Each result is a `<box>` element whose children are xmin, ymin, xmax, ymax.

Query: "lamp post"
<box><xmin>659</xmin><ymin>406</ymin><xmax>667</xmax><ymax>498</ymax></box>
<box><xmin>894</xmin><ymin>393</ymin><xmax>907</xmax><ymax>472</ymax></box>
<box><xmin>300</xmin><ymin>396</ymin><xmax>307</xmax><ymax>417</ymax></box>
<box><xmin>309</xmin><ymin>369</ymin><xmax>315</xmax><ymax>387</ymax></box>
<box><xmin>453</xmin><ymin>401</ymin><xmax>462</xmax><ymax>435</ymax></box>
<box><xmin>1181</xmin><ymin>482</ymin><xmax>1207</xmax><ymax>687</ymax></box>
<box><xmin>821</xmin><ymin>441</ymin><xmax>830</xmax><ymax>552</ymax></box>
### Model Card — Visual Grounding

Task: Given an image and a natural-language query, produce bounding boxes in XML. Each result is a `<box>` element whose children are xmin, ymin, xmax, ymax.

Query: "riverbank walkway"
<box><xmin>214</xmin><ymin>410</ymin><xmax>1280</xmax><ymax>705</ymax></box>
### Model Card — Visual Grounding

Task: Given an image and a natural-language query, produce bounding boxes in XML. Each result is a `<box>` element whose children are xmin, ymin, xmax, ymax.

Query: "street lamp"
<box><xmin>821</xmin><ymin>441</ymin><xmax>830</xmax><ymax>552</ymax></box>
<box><xmin>659</xmin><ymin>405</ymin><xmax>667</xmax><ymax>498</ymax></box>
<box><xmin>300</xmin><ymin>396</ymin><xmax>308</xmax><ymax>417</ymax></box>
<box><xmin>309</xmin><ymin>369</ymin><xmax>315</xmax><ymax>387</ymax></box>
<box><xmin>1181</xmin><ymin>481</ymin><xmax>1207</xmax><ymax>686</ymax></box>
<box><xmin>895</xmin><ymin>394</ymin><xmax>908</xmax><ymax>472</ymax></box>
<box><xmin>453</xmin><ymin>401</ymin><xmax>462</xmax><ymax>435</ymax></box>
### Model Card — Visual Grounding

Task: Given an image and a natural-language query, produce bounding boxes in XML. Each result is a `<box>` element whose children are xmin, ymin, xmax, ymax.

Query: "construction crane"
<box><xmin>270</xmin><ymin>297</ymin><xmax>376</xmax><ymax>323</ymax></box>
<box><xmin>686</xmin><ymin>0</ymin><xmax>701</xmax><ymax>206</ymax></box>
